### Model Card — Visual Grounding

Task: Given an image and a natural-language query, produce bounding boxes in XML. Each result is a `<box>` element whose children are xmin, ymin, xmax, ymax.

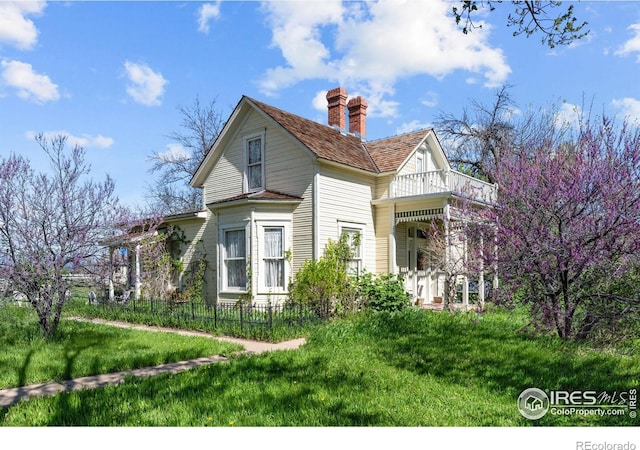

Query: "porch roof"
<box><xmin>206</xmin><ymin>190</ymin><xmax>303</xmax><ymax>209</ymax></box>
<box><xmin>395</xmin><ymin>208</ymin><xmax>445</xmax><ymax>223</ymax></box>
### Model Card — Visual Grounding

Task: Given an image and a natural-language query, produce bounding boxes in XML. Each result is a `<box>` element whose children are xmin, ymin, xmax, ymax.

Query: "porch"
<box><xmin>396</xmin><ymin>221</ymin><xmax>492</xmax><ymax>310</ymax></box>
<box><xmin>383</xmin><ymin>204</ymin><xmax>497</xmax><ymax>309</ymax></box>
<box><xmin>390</xmin><ymin>169</ymin><xmax>497</xmax><ymax>204</ymax></box>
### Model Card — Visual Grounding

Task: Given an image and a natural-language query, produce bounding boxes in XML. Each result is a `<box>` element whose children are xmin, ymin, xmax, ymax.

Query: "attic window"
<box><xmin>416</xmin><ymin>149</ymin><xmax>425</xmax><ymax>173</ymax></box>
<box><xmin>245</xmin><ymin>133</ymin><xmax>264</xmax><ymax>192</ymax></box>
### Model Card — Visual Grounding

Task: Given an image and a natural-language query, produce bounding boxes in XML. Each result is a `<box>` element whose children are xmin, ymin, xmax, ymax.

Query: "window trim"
<box><xmin>220</xmin><ymin>224</ymin><xmax>249</xmax><ymax>293</ymax></box>
<box><xmin>256</xmin><ymin>221</ymin><xmax>291</xmax><ymax>295</ymax></box>
<box><xmin>416</xmin><ymin>151</ymin><xmax>424</xmax><ymax>173</ymax></box>
<box><xmin>244</xmin><ymin>131</ymin><xmax>265</xmax><ymax>192</ymax></box>
<box><xmin>338</xmin><ymin>221</ymin><xmax>364</xmax><ymax>276</ymax></box>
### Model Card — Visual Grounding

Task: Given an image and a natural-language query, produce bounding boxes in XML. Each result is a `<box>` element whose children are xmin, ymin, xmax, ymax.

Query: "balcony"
<box><xmin>390</xmin><ymin>170</ymin><xmax>497</xmax><ymax>204</ymax></box>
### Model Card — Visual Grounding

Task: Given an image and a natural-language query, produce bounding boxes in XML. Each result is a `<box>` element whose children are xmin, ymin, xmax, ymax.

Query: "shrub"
<box><xmin>358</xmin><ymin>272</ymin><xmax>411</xmax><ymax>313</ymax></box>
<box><xmin>288</xmin><ymin>234</ymin><xmax>360</xmax><ymax>317</ymax></box>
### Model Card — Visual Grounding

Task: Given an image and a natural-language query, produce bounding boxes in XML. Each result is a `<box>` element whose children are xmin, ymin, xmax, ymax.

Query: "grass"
<box><xmin>1</xmin><ymin>305</ymin><xmax>638</xmax><ymax>426</ymax></box>
<box><xmin>0</xmin><ymin>305</ymin><xmax>242</xmax><ymax>390</ymax></box>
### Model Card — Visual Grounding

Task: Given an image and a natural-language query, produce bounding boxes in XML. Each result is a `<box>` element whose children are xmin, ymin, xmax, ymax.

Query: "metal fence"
<box><xmin>90</xmin><ymin>296</ymin><xmax>330</xmax><ymax>337</ymax></box>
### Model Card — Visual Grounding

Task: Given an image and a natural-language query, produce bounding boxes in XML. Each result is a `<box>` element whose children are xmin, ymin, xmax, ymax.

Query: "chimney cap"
<box><xmin>347</xmin><ymin>96</ymin><xmax>368</xmax><ymax>109</ymax></box>
<box><xmin>326</xmin><ymin>87</ymin><xmax>348</xmax><ymax>100</ymax></box>
<box><xmin>347</xmin><ymin>95</ymin><xmax>367</xmax><ymax>138</ymax></box>
<box><xmin>327</xmin><ymin>87</ymin><xmax>348</xmax><ymax>129</ymax></box>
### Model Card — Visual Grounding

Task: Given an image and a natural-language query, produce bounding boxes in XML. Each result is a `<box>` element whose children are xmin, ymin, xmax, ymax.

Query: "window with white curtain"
<box><xmin>246</xmin><ymin>136</ymin><xmax>263</xmax><ymax>191</ymax></box>
<box><xmin>263</xmin><ymin>227</ymin><xmax>284</xmax><ymax>289</ymax></box>
<box><xmin>224</xmin><ymin>228</ymin><xmax>247</xmax><ymax>290</ymax></box>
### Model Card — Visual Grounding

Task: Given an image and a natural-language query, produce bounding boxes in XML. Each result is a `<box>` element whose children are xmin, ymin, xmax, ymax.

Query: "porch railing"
<box><xmin>390</xmin><ymin>170</ymin><xmax>497</xmax><ymax>204</ymax></box>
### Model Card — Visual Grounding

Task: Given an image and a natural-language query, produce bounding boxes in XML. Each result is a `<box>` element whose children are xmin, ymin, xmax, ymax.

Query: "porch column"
<box><xmin>425</xmin><ymin>268</ymin><xmax>432</xmax><ymax>305</ymax></box>
<box><xmin>389</xmin><ymin>203</ymin><xmax>397</xmax><ymax>274</ymax></box>
<box><xmin>443</xmin><ymin>202</ymin><xmax>451</xmax><ymax>306</ymax></box>
<box><xmin>478</xmin><ymin>234</ymin><xmax>485</xmax><ymax>308</ymax></box>
<box><xmin>108</xmin><ymin>246</ymin><xmax>115</xmax><ymax>301</ymax></box>
<box><xmin>462</xmin><ymin>275</ymin><xmax>469</xmax><ymax>309</ymax></box>
<box><xmin>493</xmin><ymin>228</ymin><xmax>499</xmax><ymax>301</ymax></box>
<box><xmin>134</xmin><ymin>244</ymin><xmax>141</xmax><ymax>300</ymax></box>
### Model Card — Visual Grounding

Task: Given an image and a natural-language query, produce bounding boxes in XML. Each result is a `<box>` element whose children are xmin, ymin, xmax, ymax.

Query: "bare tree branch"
<box><xmin>452</xmin><ymin>1</ymin><xmax>589</xmax><ymax>48</ymax></box>
<box><xmin>146</xmin><ymin>96</ymin><xmax>225</xmax><ymax>214</ymax></box>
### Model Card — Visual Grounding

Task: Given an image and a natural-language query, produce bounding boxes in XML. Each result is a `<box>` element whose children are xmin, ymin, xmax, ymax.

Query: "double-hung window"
<box><xmin>246</xmin><ymin>135</ymin><xmax>264</xmax><ymax>192</ymax></box>
<box><xmin>340</xmin><ymin>225</ymin><xmax>363</xmax><ymax>276</ymax></box>
<box><xmin>223</xmin><ymin>228</ymin><xmax>247</xmax><ymax>290</ymax></box>
<box><xmin>263</xmin><ymin>227</ymin><xmax>285</xmax><ymax>289</ymax></box>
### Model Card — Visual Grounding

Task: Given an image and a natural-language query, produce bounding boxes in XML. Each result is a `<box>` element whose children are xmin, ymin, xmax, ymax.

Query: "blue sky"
<box><xmin>2</xmin><ymin>1</ymin><xmax>640</xmax><ymax>208</ymax></box>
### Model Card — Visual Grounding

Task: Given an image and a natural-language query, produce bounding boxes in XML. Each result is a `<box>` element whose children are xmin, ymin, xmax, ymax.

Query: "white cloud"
<box><xmin>554</xmin><ymin>102</ymin><xmax>582</xmax><ymax>129</ymax></box>
<box><xmin>311</xmin><ymin>90</ymin><xmax>329</xmax><ymax>112</ymax></box>
<box><xmin>260</xmin><ymin>1</ymin><xmax>343</xmax><ymax>95</ymax></box>
<box><xmin>259</xmin><ymin>0</ymin><xmax>510</xmax><ymax>117</ymax></box>
<box><xmin>158</xmin><ymin>144</ymin><xmax>190</xmax><ymax>162</ymax></box>
<box><xmin>197</xmin><ymin>2</ymin><xmax>221</xmax><ymax>34</ymax></box>
<box><xmin>1</xmin><ymin>59</ymin><xmax>59</xmax><ymax>103</ymax></box>
<box><xmin>25</xmin><ymin>130</ymin><xmax>114</xmax><ymax>149</ymax></box>
<box><xmin>611</xmin><ymin>97</ymin><xmax>640</xmax><ymax>123</ymax></box>
<box><xmin>123</xmin><ymin>61</ymin><xmax>168</xmax><ymax>106</ymax></box>
<box><xmin>615</xmin><ymin>23</ymin><xmax>640</xmax><ymax>61</ymax></box>
<box><xmin>396</xmin><ymin>120</ymin><xmax>432</xmax><ymax>135</ymax></box>
<box><xmin>420</xmin><ymin>91</ymin><xmax>438</xmax><ymax>108</ymax></box>
<box><xmin>0</xmin><ymin>1</ymin><xmax>46</xmax><ymax>50</ymax></box>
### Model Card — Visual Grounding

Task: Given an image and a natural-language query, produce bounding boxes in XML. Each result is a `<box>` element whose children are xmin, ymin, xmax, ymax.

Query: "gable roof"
<box><xmin>191</xmin><ymin>95</ymin><xmax>438</xmax><ymax>186</ymax></box>
<box><xmin>365</xmin><ymin>130</ymin><xmax>431</xmax><ymax>173</ymax></box>
<box><xmin>248</xmin><ymin>98</ymin><xmax>379</xmax><ymax>173</ymax></box>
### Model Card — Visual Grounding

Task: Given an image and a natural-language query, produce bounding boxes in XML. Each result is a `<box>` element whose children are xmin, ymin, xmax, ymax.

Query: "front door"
<box><xmin>406</xmin><ymin>225</ymin><xmax>430</xmax><ymax>304</ymax></box>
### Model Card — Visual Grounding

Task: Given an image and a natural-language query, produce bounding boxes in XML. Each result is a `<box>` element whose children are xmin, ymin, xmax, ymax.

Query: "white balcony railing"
<box><xmin>390</xmin><ymin>169</ymin><xmax>497</xmax><ymax>204</ymax></box>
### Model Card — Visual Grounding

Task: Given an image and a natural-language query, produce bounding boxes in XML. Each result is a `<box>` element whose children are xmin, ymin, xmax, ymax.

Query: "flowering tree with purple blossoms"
<box><xmin>0</xmin><ymin>134</ymin><xmax>128</xmax><ymax>339</ymax></box>
<box><xmin>480</xmin><ymin>116</ymin><xmax>640</xmax><ymax>340</ymax></box>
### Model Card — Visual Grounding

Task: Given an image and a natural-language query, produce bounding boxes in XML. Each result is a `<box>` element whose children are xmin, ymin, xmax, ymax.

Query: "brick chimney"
<box><xmin>347</xmin><ymin>96</ymin><xmax>368</xmax><ymax>138</ymax></box>
<box><xmin>326</xmin><ymin>87</ymin><xmax>347</xmax><ymax>130</ymax></box>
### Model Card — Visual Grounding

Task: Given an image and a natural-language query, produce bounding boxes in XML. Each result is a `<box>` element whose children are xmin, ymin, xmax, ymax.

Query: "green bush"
<box><xmin>358</xmin><ymin>272</ymin><xmax>410</xmax><ymax>313</ymax></box>
<box><xmin>288</xmin><ymin>233</ymin><xmax>360</xmax><ymax>317</ymax></box>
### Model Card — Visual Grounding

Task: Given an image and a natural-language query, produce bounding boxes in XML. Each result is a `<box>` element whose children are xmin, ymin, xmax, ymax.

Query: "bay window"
<box><xmin>223</xmin><ymin>228</ymin><xmax>247</xmax><ymax>290</ymax></box>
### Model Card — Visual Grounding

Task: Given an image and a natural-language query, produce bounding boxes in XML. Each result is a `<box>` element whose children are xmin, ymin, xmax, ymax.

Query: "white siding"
<box><xmin>375</xmin><ymin>174</ymin><xmax>393</xmax><ymax>200</ymax></box>
<box><xmin>397</xmin><ymin>141</ymin><xmax>449</xmax><ymax>176</ymax></box>
<box><xmin>260</xmin><ymin>120</ymin><xmax>315</xmax><ymax>272</ymax></box>
<box><xmin>317</xmin><ymin>163</ymin><xmax>376</xmax><ymax>272</ymax></box>
<box><xmin>202</xmin><ymin>108</ymin><xmax>316</xmax><ymax>276</ymax></box>
<box><xmin>168</xmin><ymin>212</ymin><xmax>218</xmax><ymax>302</ymax></box>
<box><xmin>373</xmin><ymin>203</ymin><xmax>391</xmax><ymax>273</ymax></box>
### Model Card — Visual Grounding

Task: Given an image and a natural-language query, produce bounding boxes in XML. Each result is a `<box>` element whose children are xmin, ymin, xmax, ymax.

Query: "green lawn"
<box><xmin>1</xmin><ymin>306</ymin><xmax>638</xmax><ymax>426</ymax></box>
<box><xmin>0</xmin><ymin>305</ymin><xmax>242</xmax><ymax>390</ymax></box>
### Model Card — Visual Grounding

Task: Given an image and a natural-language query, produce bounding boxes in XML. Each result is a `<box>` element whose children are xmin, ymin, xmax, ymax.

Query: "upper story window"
<box><xmin>245</xmin><ymin>133</ymin><xmax>264</xmax><ymax>192</ymax></box>
<box><xmin>416</xmin><ymin>149</ymin><xmax>425</xmax><ymax>173</ymax></box>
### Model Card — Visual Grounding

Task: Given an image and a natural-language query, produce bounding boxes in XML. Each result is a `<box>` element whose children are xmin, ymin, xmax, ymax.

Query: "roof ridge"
<box><xmin>364</xmin><ymin>128</ymin><xmax>432</xmax><ymax>144</ymax></box>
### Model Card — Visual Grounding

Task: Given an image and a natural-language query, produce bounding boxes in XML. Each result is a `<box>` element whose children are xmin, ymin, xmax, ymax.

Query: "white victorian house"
<box><xmin>123</xmin><ymin>87</ymin><xmax>497</xmax><ymax>308</ymax></box>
